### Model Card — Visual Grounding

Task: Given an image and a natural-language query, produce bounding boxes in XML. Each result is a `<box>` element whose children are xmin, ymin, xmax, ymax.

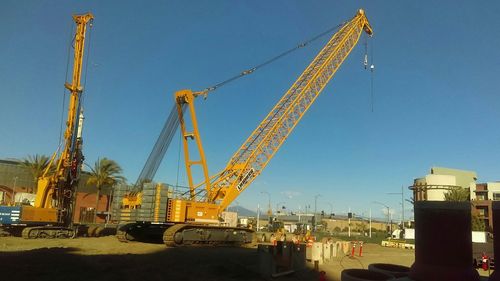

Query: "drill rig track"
<box><xmin>21</xmin><ymin>226</ymin><xmax>75</xmax><ymax>239</ymax></box>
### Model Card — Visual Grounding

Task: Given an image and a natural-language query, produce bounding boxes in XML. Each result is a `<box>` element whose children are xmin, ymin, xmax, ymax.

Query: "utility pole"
<box><xmin>348</xmin><ymin>207</ymin><xmax>351</xmax><ymax>237</ymax></box>
<box><xmin>402</xmin><ymin>185</ymin><xmax>405</xmax><ymax>229</ymax></box>
<box><xmin>314</xmin><ymin>194</ymin><xmax>321</xmax><ymax>231</ymax></box>
<box><xmin>257</xmin><ymin>204</ymin><xmax>260</xmax><ymax>231</ymax></box>
<box><xmin>388</xmin><ymin>207</ymin><xmax>392</xmax><ymax>234</ymax></box>
<box><xmin>387</xmin><ymin>186</ymin><xmax>405</xmax><ymax>230</ymax></box>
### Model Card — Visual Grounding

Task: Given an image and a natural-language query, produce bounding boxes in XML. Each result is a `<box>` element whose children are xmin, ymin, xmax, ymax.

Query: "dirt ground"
<box><xmin>0</xmin><ymin>236</ymin><xmax>317</xmax><ymax>281</ymax></box>
<box><xmin>316</xmin><ymin>243</ymin><xmax>414</xmax><ymax>281</ymax></box>
<box><xmin>0</xmin><ymin>236</ymin><xmax>491</xmax><ymax>281</ymax></box>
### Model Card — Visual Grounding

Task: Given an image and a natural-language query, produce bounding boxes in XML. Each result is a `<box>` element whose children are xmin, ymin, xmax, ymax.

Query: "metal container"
<box><xmin>409</xmin><ymin>201</ymin><xmax>479</xmax><ymax>281</ymax></box>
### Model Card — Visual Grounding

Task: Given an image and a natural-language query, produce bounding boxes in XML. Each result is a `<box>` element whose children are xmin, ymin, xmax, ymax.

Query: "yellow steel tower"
<box><xmin>163</xmin><ymin>9</ymin><xmax>372</xmax><ymax>245</ymax></box>
<box><xmin>177</xmin><ymin>9</ymin><xmax>372</xmax><ymax>210</ymax></box>
<box><xmin>117</xmin><ymin>9</ymin><xmax>372</xmax><ymax>246</ymax></box>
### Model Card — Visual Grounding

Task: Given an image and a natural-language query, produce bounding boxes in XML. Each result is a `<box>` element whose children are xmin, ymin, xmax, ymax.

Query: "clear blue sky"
<box><xmin>1</xmin><ymin>1</ymin><xmax>500</xmax><ymax>220</ymax></box>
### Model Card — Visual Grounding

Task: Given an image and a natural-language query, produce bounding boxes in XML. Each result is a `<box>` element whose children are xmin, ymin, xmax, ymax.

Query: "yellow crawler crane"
<box><xmin>0</xmin><ymin>13</ymin><xmax>94</xmax><ymax>238</ymax></box>
<box><xmin>118</xmin><ymin>9</ymin><xmax>372</xmax><ymax>246</ymax></box>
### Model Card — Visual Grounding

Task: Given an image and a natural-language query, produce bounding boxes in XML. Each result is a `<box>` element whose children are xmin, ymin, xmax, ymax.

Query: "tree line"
<box><xmin>19</xmin><ymin>154</ymin><xmax>126</xmax><ymax>222</ymax></box>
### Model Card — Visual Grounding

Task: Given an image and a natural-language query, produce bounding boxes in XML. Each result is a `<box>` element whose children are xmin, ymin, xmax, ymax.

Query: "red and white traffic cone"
<box><xmin>359</xmin><ymin>241</ymin><xmax>363</xmax><ymax>257</ymax></box>
<box><xmin>482</xmin><ymin>253</ymin><xmax>489</xmax><ymax>271</ymax></box>
<box><xmin>319</xmin><ymin>270</ymin><xmax>327</xmax><ymax>281</ymax></box>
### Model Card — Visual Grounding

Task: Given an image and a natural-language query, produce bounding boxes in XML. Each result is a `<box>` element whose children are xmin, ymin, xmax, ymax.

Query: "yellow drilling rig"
<box><xmin>0</xmin><ymin>13</ymin><xmax>94</xmax><ymax>238</ymax></box>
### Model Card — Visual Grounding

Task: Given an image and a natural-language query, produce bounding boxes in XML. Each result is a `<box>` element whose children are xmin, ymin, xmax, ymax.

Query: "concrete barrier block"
<box><xmin>312</xmin><ymin>242</ymin><xmax>323</xmax><ymax>264</ymax></box>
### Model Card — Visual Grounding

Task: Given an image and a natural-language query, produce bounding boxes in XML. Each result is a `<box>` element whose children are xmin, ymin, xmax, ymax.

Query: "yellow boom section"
<box><xmin>34</xmin><ymin>13</ymin><xmax>93</xmax><ymax>222</ymax></box>
<box><xmin>207</xmin><ymin>9</ymin><xmax>373</xmax><ymax>211</ymax></box>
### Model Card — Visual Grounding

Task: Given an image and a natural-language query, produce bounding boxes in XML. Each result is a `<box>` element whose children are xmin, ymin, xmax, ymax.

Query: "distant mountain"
<box><xmin>227</xmin><ymin>206</ymin><xmax>257</xmax><ymax>217</ymax></box>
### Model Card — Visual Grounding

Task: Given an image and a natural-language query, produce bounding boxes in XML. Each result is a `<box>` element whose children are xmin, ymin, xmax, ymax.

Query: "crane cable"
<box><xmin>366</xmin><ymin>34</ymin><xmax>374</xmax><ymax>112</ymax></box>
<box><xmin>59</xmin><ymin>22</ymin><xmax>75</xmax><ymax>146</ymax></box>
<box><xmin>370</xmin><ymin>37</ymin><xmax>375</xmax><ymax>113</ymax></box>
<box><xmin>208</xmin><ymin>20</ymin><xmax>351</xmax><ymax>196</ymax></box>
<box><xmin>171</xmin><ymin>20</ymin><xmax>346</xmax><ymax>194</ymax></box>
<box><xmin>175</xmin><ymin>127</ymin><xmax>182</xmax><ymax>188</ymax></box>
<box><xmin>199</xmin><ymin>21</ymin><xmax>347</xmax><ymax>96</ymax></box>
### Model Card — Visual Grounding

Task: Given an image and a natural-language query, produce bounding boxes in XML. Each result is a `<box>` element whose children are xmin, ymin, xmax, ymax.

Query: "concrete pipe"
<box><xmin>368</xmin><ymin>263</ymin><xmax>409</xmax><ymax>278</ymax></box>
<box><xmin>409</xmin><ymin>201</ymin><xmax>480</xmax><ymax>281</ymax></box>
<box><xmin>489</xmin><ymin>201</ymin><xmax>500</xmax><ymax>281</ymax></box>
<box><xmin>341</xmin><ymin>269</ymin><xmax>394</xmax><ymax>281</ymax></box>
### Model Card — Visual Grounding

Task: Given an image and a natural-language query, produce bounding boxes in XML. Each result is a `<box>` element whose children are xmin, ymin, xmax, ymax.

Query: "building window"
<box><xmin>79</xmin><ymin>207</ymin><xmax>95</xmax><ymax>223</ymax></box>
<box><xmin>493</xmin><ymin>193</ymin><xmax>500</xmax><ymax>201</ymax></box>
<box><xmin>476</xmin><ymin>207</ymin><xmax>489</xmax><ymax>218</ymax></box>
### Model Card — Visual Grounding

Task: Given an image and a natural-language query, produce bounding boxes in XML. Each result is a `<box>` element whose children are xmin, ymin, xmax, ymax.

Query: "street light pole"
<box><xmin>314</xmin><ymin>194</ymin><xmax>321</xmax><ymax>215</ymax></box>
<box><xmin>314</xmin><ymin>194</ymin><xmax>321</xmax><ymax>231</ymax></box>
<box><xmin>373</xmin><ymin>201</ymin><xmax>391</xmax><ymax>236</ymax></box>
<box><xmin>276</xmin><ymin>202</ymin><xmax>285</xmax><ymax>214</ymax></box>
<box><xmin>369</xmin><ymin>208</ymin><xmax>372</xmax><ymax>238</ymax></box>
<box><xmin>261</xmin><ymin>191</ymin><xmax>271</xmax><ymax>216</ymax></box>
<box><xmin>387</xmin><ymin>185</ymin><xmax>405</xmax><ymax>230</ymax></box>
<box><xmin>324</xmin><ymin>202</ymin><xmax>333</xmax><ymax>216</ymax></box>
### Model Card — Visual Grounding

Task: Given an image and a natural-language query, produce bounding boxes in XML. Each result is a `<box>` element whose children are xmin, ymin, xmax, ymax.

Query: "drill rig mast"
<box><xmin>1</xmin><ymin>13</ymin><xmax>94</xmax><ymax>238</ymax></box>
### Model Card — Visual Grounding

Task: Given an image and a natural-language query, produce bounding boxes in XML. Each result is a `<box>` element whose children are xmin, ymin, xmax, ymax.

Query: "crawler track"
<box><xmin>115</xmin><ymin>222</ymin><xmax>170</xmax><ymax>243</ymax></box>
<box><xmin>21</xmin><ymin>226</ymin><xmax>75</xmax><ymax>239</ymax></box>
<box><xmin>163</xmin><ymin>223</ymin><xmax>254</xmax><ymax>247</ymax></box>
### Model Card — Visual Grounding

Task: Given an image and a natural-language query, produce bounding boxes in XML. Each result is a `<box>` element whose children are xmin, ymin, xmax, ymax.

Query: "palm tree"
<box><xmin>20</xmin><ymin>154</ymin><xmax>52</xmax><ymax>193</ymax></box>
<box><xmin>86</xmin><ymin>158</ymin><xmax>126</xmax><ymax>223</ymax></box>
<box><xmin>443</xmin><ymin>187</ymin><xmax>484</xmax><ymax>231</ymax></box>
<box><xmin>471</xmin><ymin>214</ymin><xmax>486</xmax><ymax>231</ymax></box>
<box><xmin>444</xmin><ymin>187</ymin><xmax>470</xmax><ymax>202</ymax></box>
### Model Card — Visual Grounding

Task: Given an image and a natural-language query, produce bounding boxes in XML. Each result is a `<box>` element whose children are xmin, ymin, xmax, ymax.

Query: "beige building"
<box><xmin>322</xmin><ymin>218</ymin><xmax>390</xmax><ymax>233</ymax></box>
<box><xmin>410</xmin><ymin>167</ymin><xmax>500</xmax><ymax>231</ymax></box>
<box><xmin>412</xmin><ymin>167</ymin><xmax>477</xmax><ymax>201</ymax></box>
